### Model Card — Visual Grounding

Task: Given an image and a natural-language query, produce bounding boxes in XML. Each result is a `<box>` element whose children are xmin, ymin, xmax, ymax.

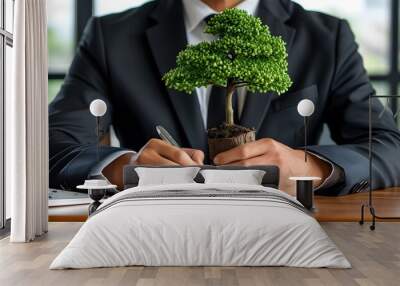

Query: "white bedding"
<box><xmin>50</xmin><ymin>183</ymin><xmax>351</xmax><ymax>269</ymax></box>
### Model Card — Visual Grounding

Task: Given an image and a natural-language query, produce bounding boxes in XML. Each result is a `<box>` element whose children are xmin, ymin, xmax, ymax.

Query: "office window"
<box><xmin>48</xmin><ymin>80</ymin><xmax>63</xmax><ymax>103</ymax></box>
<box><xmin>94</xmin><ymin>0</ymin><xmax>152</xmax><ymax>16</ymax></box>
<box><xmin>5</xmin><ymin>0</ymin><xmax>14</xmax><ymax>33</ymax></box>
<box><xmin>294</xmin><ymin>0</ymin><xmax>399</xmax><ymax>115</ymax></box>
<box><xmin>372</xmin><ymin>82</ymin><xmax>390</xmax><ymax>96</ymax></box>
<box><xmin>294</xmin><ymin>0</ymin><xmax>390</xmax><ymax>75</ymax></box>
<box><xmin>47</xmin><ymin>0</ymin><xmax>75</xmax><ymax>103</ymax></box>
<box><xmin>48</xmin><ymin>0</ymin><xmax>75</xmax><ymax>73</ymax></box>
<box><xmin>1</xmin><ymin>0</ymin><xmax>14</xmax><ymax>230</ymax></box>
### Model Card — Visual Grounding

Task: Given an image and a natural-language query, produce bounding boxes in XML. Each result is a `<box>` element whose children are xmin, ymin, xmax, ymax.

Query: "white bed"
<box><xmin>50</xmin><ymin>183</ymin><xmax>350</xmax><ymax>269</ymax></box>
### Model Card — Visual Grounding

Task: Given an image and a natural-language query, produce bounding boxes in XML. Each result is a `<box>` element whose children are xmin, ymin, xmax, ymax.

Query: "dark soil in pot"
<box><xmin>208</xmin><ymin>123</ymin><xmax>256</xmax><ymax>162</ymax></box>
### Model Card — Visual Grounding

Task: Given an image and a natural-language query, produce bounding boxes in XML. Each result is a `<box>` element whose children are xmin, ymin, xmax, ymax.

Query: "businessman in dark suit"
<box><xmin>49</xmin><ymin>0</ymin><xmax>400</xmax><ymax>195</ymax></box>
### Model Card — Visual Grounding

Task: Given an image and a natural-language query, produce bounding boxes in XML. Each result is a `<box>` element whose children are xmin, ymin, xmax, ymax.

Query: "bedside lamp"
<box><xmin>90</xmin><ymin>99</ymin><xmax>107</xmax><ymax>162</ymax></box>
<box><xmin>297</xmin><ymin>99</ymin><xmax>315</xmax><ymax>162</ymax></box>
<box><xmin>289</xmin><ymin>99</ymin><xmax>320</xmax><ymax>210</ymax></box>
<box><xmin>77</xmin><ymin>99</ymin><xmax>116</xmax><ymax>215</ymax></box>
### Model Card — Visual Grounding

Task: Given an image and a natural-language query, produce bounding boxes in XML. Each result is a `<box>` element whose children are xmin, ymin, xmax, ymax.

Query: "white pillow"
<box><xmin>200</xmin><ymin>169</ymin><xmax>266</xmax><ymax>185</ymax></box>
<box><xmin>135</xmin><ymin>167</ymin><xmax>201</xmax><ymax>186</ymax></box>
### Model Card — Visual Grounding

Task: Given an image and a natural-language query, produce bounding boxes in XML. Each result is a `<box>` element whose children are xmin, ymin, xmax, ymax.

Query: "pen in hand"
<box><xmin>152</xmin><ymin>125</ymin><xmax>204</xmax><ymax>165</ymax></box>
<box><xmin>156</xmin><ymin>125</ymin><xmax>181</xmax><ymax>148</ymax></box>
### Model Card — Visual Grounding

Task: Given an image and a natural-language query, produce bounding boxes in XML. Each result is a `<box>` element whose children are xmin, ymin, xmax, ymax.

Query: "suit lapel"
<box><xmin>145</xmin><ymin>0</ymin><xmax>207</xmax><ymax>151</ymax></box>
<box><xmin>240</xmin><ymin>0</ymin><xmax>296</xmax><ymax>133</ymax></box>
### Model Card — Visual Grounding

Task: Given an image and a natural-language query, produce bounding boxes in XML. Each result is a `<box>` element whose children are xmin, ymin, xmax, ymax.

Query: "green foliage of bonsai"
<box><xmin>163</xmin><ymin>8</ymin><xmax>292</xmax><ymax>126</ymax></box>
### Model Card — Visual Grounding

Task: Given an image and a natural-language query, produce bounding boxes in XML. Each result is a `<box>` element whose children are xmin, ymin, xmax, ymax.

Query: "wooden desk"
<box><xmin>48</xmin><ymin>188</ymin><xmax>400</xmax><ymax>222</ymax></box>
<box><xmin>314</xmin><ymin>188</ymin><xmax>400</xmax><ymax>221</ymax></box>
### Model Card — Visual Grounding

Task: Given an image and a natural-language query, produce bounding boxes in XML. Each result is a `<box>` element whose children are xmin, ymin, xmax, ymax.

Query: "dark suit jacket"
<box><xmin>49</xmin><ymin>0</ymin><xmax>400</xmax><ymax>195</ymax></box>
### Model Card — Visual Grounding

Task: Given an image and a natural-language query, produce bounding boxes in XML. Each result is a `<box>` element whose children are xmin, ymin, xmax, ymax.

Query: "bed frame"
<box><xmin>123</xmin><ymin>165</ymin><xmax>280</xmax><ymax>189</ymax></box>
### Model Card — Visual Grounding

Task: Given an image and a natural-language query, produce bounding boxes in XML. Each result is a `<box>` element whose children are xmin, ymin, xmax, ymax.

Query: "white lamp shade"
<box><xmin>297</xmin><ymin>99</ymin><xmax>315</xmax><ymax>117</ymax></box>
<box><xmin>90</xmin><ymin>99</ymin><xmax>107</xmax><ymax>117</ymax></box>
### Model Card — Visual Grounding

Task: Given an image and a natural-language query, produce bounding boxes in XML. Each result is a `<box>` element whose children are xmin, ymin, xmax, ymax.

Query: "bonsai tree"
<box><xmin>163</xmin><ymin>8</ymin><xmax>292</xmax><ymax>159</ymax></box>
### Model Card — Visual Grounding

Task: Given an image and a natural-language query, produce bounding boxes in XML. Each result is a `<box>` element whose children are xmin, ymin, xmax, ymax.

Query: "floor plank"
<box><xmin>0</xmin><ymin>222</ymin><xmax>400</xmax><ymax>286</ymax></box>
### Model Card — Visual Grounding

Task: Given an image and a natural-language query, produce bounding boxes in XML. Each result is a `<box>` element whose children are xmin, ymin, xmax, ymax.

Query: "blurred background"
<box><xmin>47</xmin><ymin>0</ymin><xmax>400</xmax><ymax>119</ymax></box>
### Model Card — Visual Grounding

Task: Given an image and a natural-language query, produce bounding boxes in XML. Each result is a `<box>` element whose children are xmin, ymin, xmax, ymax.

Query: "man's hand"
<box><xmin>134</xmin><ymin>138</ymin><xmax>204</xmax><ymax>166</ymax></box>
<box><xmin>213</xmin><ymin>138</ymin><xmax>331</xmax><ymax>192</ymax></box>
<box><xmin>103</xmin><ymin>139</ymin><xmax>204</xmax><ymax>190</ymax></box>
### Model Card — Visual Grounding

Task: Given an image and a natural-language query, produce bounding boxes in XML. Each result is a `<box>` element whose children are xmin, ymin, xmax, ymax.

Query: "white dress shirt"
<box><xmin>182</xmin><ymin>0</ymin><xmax>260</xmax><ymax>129</ymax></box>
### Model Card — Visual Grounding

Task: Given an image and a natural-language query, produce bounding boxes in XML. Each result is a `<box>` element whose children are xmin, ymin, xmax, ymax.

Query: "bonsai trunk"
<box><xmin>207</xmin><ymin>80</ymin><xmax>256</xmax><ymax>161</ymax></box>
<box><xmin>225</xmin><ymin>84</ymin><xmax>235</xmax><ymax>126</ymax></box>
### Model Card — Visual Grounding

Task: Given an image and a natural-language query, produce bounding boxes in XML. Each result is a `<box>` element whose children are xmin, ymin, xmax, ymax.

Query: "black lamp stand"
<box><xmin>359</xmin><ymin>95</ymin><xmax>400</xmax><ymax>230</ymax></box>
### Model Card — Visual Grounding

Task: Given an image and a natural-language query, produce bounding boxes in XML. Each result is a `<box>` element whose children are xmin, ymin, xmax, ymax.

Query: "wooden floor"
<box><xmin>1</xmin><ymin>222</ymin><xmax>400</xmax><ymax>286</ymax></box>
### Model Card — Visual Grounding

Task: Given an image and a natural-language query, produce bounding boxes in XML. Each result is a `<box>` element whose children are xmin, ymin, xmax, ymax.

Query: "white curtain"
<box><xmin>7</xmin><ymin>0</ymin><xmax>48</xmax><ymax>242</ymax></box>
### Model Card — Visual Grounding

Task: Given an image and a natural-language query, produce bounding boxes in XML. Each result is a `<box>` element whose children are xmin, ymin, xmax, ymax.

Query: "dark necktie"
<box><xmin>207</xmin><ymin>86</ymin><xmax>239</xmax><ymax>129</ymax></box>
